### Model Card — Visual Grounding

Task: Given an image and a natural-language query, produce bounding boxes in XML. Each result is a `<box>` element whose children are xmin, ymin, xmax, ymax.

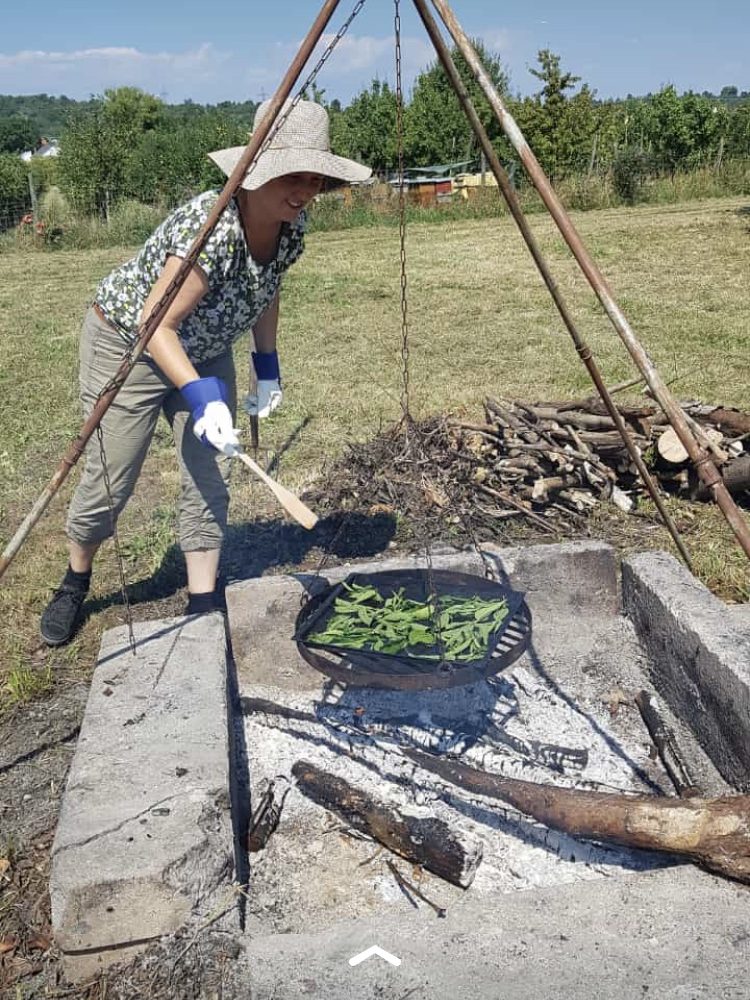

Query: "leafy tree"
<box><xmin>529</xmin><ymin>49</ymin><xmax>580</xmax><ymax>105</ymax></box>
<box><xmin>128</xmin><ymin>113</ymin><xmax>246</xmax><ymax>204</ymax></box>
<box><xmin>405</xmin><ymin>40</ymin><xmax>509</xmax><ymax>167</ymax></box>
<box><xmin>102</xmin><ymin>86</ymin><xmax>164</xmax><ymax>138</ymax></box>
<box><xmin>57</xmin><ymin>110</ymin><xmax>109</xmax><ymax>213</ymax></box>
<box><xmin>638</xmin><ymin>86</ymin><xmax>692</xmax><ymax>173</ymax></box>
<box><xmin>727</xmin><ymin>100</ymin><xmax>750</xmax><ymax>157</ymax></box>
<box><xmin>514</xmin><ymin>50</ymin><xmax>595</xmax><ymax>180</ymax></box>
<box><xmin>585</xmin><ymin>100</ymin><xmax>628</xmax><ymax>170</ymax></box>
<box><xmin>57</xmin><ymin>87</ymin><xmax>165</xmax><ymax>213</ymax></box>
<box><xmin>683</xmin><ymin>92</ymin><xmax>729</xmax><ymax>166</ymax></box>
<box><xmin>0</xmin><ymin>115</ymin><xmax>37</xmax><ymax>154</ymax></box>
<box><xmin>329</xmin><ymin>79</ymin><xmax>398</xmax><ymax>173</ymax></box>
<box><xmin>0</xmin><ymin>152</ymin><xmax>30</xmax><ymax>228</ymax></box>
<box><xmin>0</xmin><ymin>152</ymin><xmax>28</xmax><ymax>198</ymax></box>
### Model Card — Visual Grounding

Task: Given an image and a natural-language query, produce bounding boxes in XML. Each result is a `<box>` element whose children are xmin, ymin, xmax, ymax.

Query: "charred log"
<box><xmin>634</xmin><ymin>691</ymin><xmax>699</xmax><ymax>798</ymax></box>
<box><xmin>292</xmin><ymin>760</ymin><xmax>482</xmax><ymax>888</ymax></box>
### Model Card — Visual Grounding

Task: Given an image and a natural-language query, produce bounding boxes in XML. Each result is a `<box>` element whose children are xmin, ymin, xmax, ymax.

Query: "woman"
<box><xmin>40</xmin><ymin>99</ymin><xmax>371</xmax><ymax>646</ymax></box>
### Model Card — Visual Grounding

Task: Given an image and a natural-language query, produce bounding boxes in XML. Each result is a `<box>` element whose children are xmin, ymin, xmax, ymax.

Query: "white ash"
<box><xmin>243</xmin><ymin>660</ymin><xmax>677</xmax><ymax>906</ymax></box>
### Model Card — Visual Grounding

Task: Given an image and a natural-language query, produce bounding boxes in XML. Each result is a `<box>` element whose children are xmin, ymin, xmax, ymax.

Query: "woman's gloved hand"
<box><xmin>181</xmin><ymin>376</ymin><xmax>240</xmax><ymax>456</ymax></box>
<box><xmin>244</xmin><ymin>350</ymin><xmax>283</xmax><ymax>419</ymax></box>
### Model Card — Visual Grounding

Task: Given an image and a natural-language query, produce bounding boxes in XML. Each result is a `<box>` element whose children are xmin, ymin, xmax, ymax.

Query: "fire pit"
<box><xmin>226</xmin><ymin>542</ymin><xmax>735</xmax><ymax>942</ymax></box>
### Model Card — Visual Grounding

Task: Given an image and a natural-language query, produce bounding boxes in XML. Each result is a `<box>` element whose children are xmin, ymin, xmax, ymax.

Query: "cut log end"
<box><xmin>405</xmin><ymin>749</ymin><xmax>750</xmax><ymax>886</ymax></box>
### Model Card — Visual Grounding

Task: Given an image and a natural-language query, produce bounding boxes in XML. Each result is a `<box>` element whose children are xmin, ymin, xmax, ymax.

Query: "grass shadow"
<box><xmin>734</xmin><ymin>203</ymin><xmax>750</xmax><ymax>233</ymax></box>
<box><xmin>86</xmin><ymin>509</ymin><xmax>398</xmax><ymax>616</ymax></box>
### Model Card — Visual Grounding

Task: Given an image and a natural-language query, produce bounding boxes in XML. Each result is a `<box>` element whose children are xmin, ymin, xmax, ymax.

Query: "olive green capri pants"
<box><xmin>66</xmin><ymin>306</ymin><xmax>236</xmax><ymax>553</ymax></box>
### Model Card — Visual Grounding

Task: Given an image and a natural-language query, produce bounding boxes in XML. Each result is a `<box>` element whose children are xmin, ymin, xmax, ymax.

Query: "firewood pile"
<box><xmin>306</xmin><ymin>395</ymin><xmax>749</xmax><ymax>539</ymax></box>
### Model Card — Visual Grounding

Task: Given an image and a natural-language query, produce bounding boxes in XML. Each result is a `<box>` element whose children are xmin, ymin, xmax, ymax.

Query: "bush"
<box><xmin>0</xmin><ymin>153</ymin><xmax>31</xmax><ymax>231</ymax></box>
<box><xmin>559</xmin><ymin>172</ymin><xmax>617</xmax><ymax>211</ymax></box>
<box><xmin>612</xmin><ymin>147</ymin><xmax>654</xmax><ymax>205</ymax></box>
<box><xmin>38</xmin><ymin>185</ymin><xmax>74</xmax><ymax>229</ymax></box>
<box><xmin>105</xmin><ymin>198</ymin><xmax>166</xmax><ymax>245</ymax></box>
<box><xmin>28</xmin><ymin>156</ymin><xmax>59</xmax><ymax>198</ymax></box>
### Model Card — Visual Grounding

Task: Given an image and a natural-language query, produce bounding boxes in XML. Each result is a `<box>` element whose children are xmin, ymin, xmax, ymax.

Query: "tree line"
<box><xmin>1</xmin><ymin>44</ymin><xmax>749</xmax><ymax>225</ymax></box>
<box><xmin>325</xmin><ymin>46</ymin><xmax>749</xmax><ymax>181</ymax></box>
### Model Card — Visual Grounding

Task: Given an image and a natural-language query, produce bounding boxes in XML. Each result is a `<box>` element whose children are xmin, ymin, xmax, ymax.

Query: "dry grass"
<box><xmin>0</xmin><ymin>195</ymin><xmax>748</xmax><ymax>705</ymax></box>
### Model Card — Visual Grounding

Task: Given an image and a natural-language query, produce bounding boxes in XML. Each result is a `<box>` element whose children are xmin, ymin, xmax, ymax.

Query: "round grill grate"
<box><xmin>294</xmin><ymin>569</ymin><xmax>532</xmax><ymax>691</ymax></box>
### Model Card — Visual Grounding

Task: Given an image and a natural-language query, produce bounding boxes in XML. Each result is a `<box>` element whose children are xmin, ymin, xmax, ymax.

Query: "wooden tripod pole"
<box><xmin>427</xmin><ymin>0</ymin><xmax>750</xmax><ymax>563</ymax></box>
<box><xmin>0</xmin><ymin>0</ymin><xmax>343</xmax><ymax>582</ymax></box>
<box><xmin>411</xmin><ymin>0</ymin><xmax>692</xmax><ymax>569</ymax></box>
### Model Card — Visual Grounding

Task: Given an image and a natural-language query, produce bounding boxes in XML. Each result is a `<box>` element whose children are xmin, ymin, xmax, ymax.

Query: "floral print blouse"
<box><xmin>95</xmin><ymin>190</ymin><xmax>306</xmax><ymax>363</ymax></box>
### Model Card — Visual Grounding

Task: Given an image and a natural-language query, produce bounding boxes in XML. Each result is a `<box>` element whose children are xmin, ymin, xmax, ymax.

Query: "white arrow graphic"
<box><xmin>349</xmin><ymin>945</ymin><xmax>402</xmax><ymax>967</ymax></box>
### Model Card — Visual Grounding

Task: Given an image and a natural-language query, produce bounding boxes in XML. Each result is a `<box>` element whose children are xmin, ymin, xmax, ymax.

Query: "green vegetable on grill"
<box><xmin>308</xmin><ymin>582</ymin><xmax>509</xmax><ymax>662</ymax></box>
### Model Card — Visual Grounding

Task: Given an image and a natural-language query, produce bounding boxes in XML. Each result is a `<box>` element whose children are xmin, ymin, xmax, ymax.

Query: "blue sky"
<box><xmin>1</xmin><ymin>0</ymin><xmax>747</xmax><ymax>105</ymax></box>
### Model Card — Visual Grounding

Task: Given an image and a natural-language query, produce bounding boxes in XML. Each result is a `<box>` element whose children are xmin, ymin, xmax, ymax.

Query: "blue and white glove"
<box><xmin>181</xmin><ymin>377</ymin><xmax>240</xmax><ymax>456</ymax></box>
<box><xmin>244</xmin><ymin>350</ymin><xmax>283</xmax><ymax>419</ymax></box>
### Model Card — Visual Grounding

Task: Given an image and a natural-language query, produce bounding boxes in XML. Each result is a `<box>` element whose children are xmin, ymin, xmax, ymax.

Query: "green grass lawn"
<box><xmin>0</xmin><ymin>195</ymin><xmax>748</xmax><ymax>707</ymax></box>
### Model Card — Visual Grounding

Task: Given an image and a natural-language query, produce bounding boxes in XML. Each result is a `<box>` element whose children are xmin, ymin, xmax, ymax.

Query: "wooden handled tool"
<box><xmin>249</xmin><ymin>412</ymin><xmax>259</xmax><ymax>457</ymax></box>
<box><xmin>235</xmin><ymin>451</ymin><xmax>318</xmax><ymax>530</ymax></box>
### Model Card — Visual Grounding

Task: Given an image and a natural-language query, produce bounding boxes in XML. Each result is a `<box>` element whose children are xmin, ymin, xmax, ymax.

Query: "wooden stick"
<box><xmin>235</xmin><ymin>452</ymin><xmax>318</xmax><ymax>529</ymax></box>
<box><xmin>386</xmin><ymin>860</ymin><xmax>447</xmax><ymax>917</ymax></box>
<box><xmin>405</xmin><ymin>748</ymin><xmax>750</xmax><ymax>884</ymax></box>
<box><xmin>292</xmin><ymin>759</ymin><xmax>483</xmax><ymax>888</ymax></box>
<box><xmin>606</xmin><ymin>374</ymin><xmax>647</xmax><ymax>395</ymax></box>
<box><xmin>634</xmin><ymin>691</ymin><xmax>699</xmax><ymax>798</ymax></box>
<box><xmin>477</xmin><ymin>483</ymin><xmax>557</xmax><ymax>533</ymax></box>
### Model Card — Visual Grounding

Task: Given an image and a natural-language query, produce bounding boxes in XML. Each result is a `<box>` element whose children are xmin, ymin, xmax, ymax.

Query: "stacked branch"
<box><xmin>306</xmin><ymin>396</ymin><xmax>748</xmax><ymax>541</ymax></box>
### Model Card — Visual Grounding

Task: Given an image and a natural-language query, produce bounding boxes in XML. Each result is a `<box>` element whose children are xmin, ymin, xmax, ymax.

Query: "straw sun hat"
<box><xmin>208</xmin><ymin>99</ymin><xmax>372</xmax><ymax>191</ymax></box>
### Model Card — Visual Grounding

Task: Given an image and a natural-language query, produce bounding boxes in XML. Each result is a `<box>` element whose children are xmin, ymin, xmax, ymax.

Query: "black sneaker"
<box><xmin>40</xmin><ymin>585</ymin><xmax>88</xmax><ymax>646</ymax></box>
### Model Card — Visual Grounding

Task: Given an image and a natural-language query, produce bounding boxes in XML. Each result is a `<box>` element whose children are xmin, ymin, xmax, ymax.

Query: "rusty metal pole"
<box><xmin>428</xmin><ymin>0</ymin><xmax>750</xmax><ymax>563</ymax></box>
<box><xmin>0</xmin><ymin>0</ymin><xmax>344</xmax><ymax>581</ymax></box>
<box><xmin>410</xmin><ymin>0</ymin><xmax>693</xmax><ymax>569</ymax></box>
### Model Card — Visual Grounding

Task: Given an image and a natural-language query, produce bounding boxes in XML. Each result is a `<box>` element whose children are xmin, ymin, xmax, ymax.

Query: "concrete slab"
<box><xmin>50</xmin><ymin>613</ymin><xmax>234</xmax><ymax>981</ymax></box>
<box><xmin>238</xmin><ymin>866</ymin><xmax>750</xmax><ymax>1000</ymax></box>
<box><xmin>227</xmin><ymin>541</ymin><xmax>729</xmax><ymax>944</ymax></box>
<box><xmin>729</xmin><ymin>602</ymin><xmax>750</xmax><ymax>630</ymax></box>
<box><xmin>622</xmin><ymin>552</ymin><xmax>750</xmax><ymax>790</ymax></box>
<box><xmin>481</xmin><ymin>538</ymin><xmax>620</xmax><ymax>619</ymax></box>
<box><xmin>225</xmin><ymin>548</ymin><xmax>486</xmax><ymax>695</ymax></box>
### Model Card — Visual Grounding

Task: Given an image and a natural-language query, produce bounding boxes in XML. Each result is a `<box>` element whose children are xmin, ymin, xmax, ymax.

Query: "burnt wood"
<box><xmin>292</xmin><ymin>759</ymin><xmax>482</xmax><ymax>887</ymax></box>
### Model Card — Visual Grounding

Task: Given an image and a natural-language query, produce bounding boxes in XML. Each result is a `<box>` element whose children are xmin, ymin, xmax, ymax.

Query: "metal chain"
<box><xmin>304</xmin><ymin>0</ymin><xmax>413</xmax><ymax>609</ymax></box>
<box><xmin>97</xmin><ymin>426</ymin><xmax>136</xmax><ymax>654</ymax></box>
<box><xmin>292</xmin><ymin>0</ymin><xmax>377</xmax><ymax>601</ymax></box>
<box><xmin>393</xmin><ymin>0</ymin><xmax>451</xmax><ymax>671</ymax></box>
<box><xmin>394</xmin><ymin>0</ymin><xmax>411</xmax><ymax>427</ymax></box>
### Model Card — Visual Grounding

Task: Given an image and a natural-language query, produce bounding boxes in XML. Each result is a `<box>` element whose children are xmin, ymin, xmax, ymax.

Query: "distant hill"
<box><xmin>3</xmin><ymin>87</ymin><xmax>748</xmax><ymax>142</ymax></box>
<box><xmin>0</xmin><ymin>93</ymin><xmax>258</xmax><ymax>138</ymax></box>
<box><xmin>0</xmin><ymin>94</ymin><xmax>95</xmax><ymax>137</ymax></box>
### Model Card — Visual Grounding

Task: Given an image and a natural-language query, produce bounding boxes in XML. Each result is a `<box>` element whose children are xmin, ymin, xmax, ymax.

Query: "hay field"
<box><xmin>0</xmin><ymin>195</ymin><xmax>748</xmax><ymax>702</ymax></box>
